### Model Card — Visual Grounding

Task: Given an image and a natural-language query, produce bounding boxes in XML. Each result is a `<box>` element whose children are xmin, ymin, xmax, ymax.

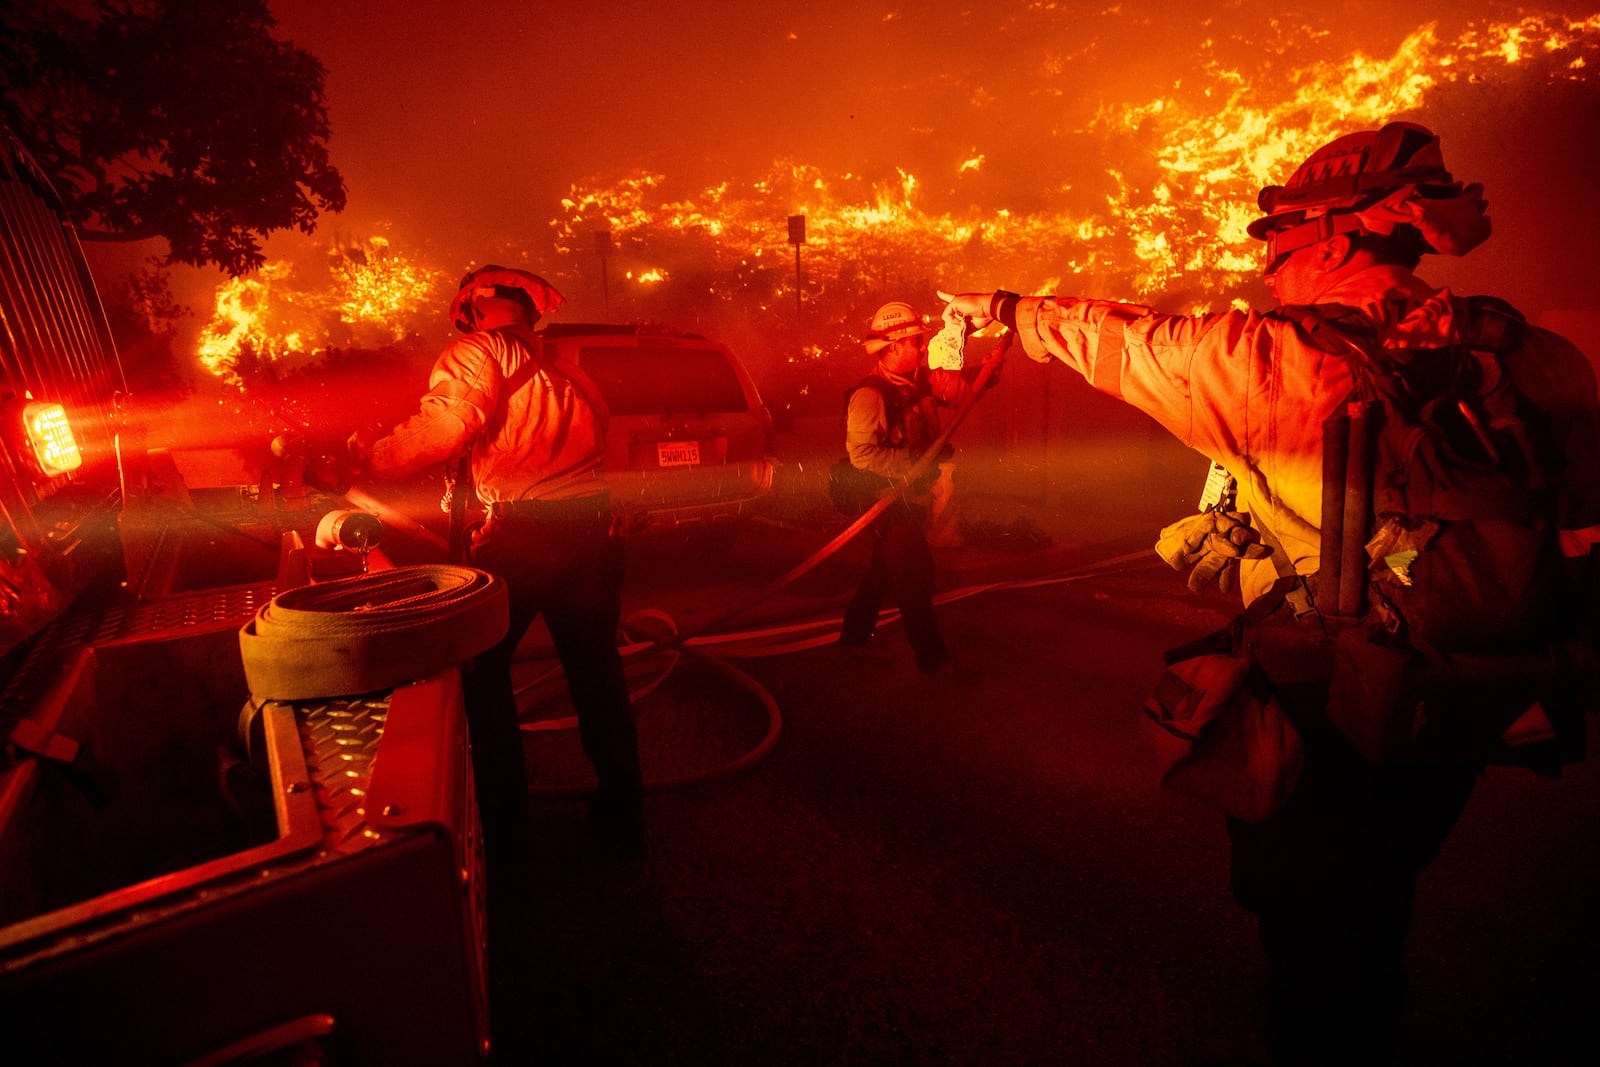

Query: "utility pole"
<box><xmin>787</xmin><ymin>214</ymin><xmax>806</xmax><ymax>323</ymax></box>
<box><xmin>594</xmin><ymin>229</ymin><xmax>613</xmax><ymax>320</ymax></box>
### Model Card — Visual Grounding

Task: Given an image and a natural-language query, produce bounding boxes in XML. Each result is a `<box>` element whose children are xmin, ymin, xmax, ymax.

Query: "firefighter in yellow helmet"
<box><xmin>837</xmin><ymin>300</ymin><xmax>980</xmax><ymax>674</ymax></box>
<box><xmin>943</xmin><ymin>122</ymin><xmax>1600</xmax><ymax>1062</ymax></box>
<box><xmin>348</xmin><ymin>265</ymin><xmax>645</xmax><ymax>864</ymax></box>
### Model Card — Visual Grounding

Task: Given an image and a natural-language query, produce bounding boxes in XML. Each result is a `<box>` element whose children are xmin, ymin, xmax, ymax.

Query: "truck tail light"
<box><xmin>24</xmin><ymin>401</ymin><xmax>82</xmax><ymax>476</ymax></box>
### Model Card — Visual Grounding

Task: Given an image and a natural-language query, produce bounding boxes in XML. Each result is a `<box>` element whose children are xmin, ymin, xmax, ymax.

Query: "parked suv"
<box><xmin>539</xmin><ymin>324</ymin><xmax>776</xmax><ymax>537</ymax></box>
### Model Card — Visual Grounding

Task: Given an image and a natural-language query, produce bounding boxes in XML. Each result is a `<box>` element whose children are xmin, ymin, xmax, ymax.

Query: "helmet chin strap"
<box><xmin>1267</xmin><ymin>233</ymin><xmax>1363</xmax><ymax>301</ymax></box>
<box><xmin>1328</xmin><ymin>234</ymin><xmax>1359</xmax><ymax>272</ymax></box>
<box><xmin>1302</xmin><ymin>236</ymin><xmax>1365</xmax><ymax>304</ymax></box>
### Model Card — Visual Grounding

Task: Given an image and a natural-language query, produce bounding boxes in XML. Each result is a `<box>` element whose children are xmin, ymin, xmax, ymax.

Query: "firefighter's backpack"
<box><xmin>1284</xmin><ymin>295</ymin><xmax>1589</xmax><ymax>766</ymax></box>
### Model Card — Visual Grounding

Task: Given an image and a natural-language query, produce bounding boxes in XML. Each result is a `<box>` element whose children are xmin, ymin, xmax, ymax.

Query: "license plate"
<box><xmin>657</xmin><ymin>440</ymin><xmax>701</xmax><ymax>467</ymax></box>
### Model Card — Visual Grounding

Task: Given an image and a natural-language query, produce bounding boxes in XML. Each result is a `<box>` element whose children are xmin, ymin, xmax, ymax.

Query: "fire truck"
<box><xmin>0</xmin><ymin>133</ymin><xmax>491</xmax><ymax>1063</ymax></box>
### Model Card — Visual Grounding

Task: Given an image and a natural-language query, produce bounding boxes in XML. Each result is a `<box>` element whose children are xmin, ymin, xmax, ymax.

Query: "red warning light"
<box><xmin>24</xmin><ymin>401</ymin><xmax>82</xmax><ymax>476</ymax></box>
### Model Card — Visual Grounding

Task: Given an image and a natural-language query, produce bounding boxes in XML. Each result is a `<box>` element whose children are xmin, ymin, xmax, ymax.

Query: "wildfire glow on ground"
<box><xmin>186</xmin><ymin>4</ymin><xmax>1599</xmax><ymax>403</ymax></box>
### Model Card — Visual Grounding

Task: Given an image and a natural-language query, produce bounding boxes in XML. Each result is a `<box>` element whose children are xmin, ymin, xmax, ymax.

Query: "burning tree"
<box><xmin>196</xmin><ymin>237</ymin><xmax>447</xmax><ymax>389</ymax></box>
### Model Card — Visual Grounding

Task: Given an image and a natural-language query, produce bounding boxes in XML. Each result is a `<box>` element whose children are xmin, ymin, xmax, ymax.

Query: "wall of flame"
<box><xmin>136</xmin><ymin>4</ymin><xmax>1599</xmax><ymax>440</ymax></box>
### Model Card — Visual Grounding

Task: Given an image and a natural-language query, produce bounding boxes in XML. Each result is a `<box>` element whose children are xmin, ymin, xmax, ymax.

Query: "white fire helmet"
<box><xmin>1248</xmin><ymin>121</ymin><xmax>1491</xmax><ymax>268</ymax></box>
<box><xmin>450</xmin><ymin>265</ymin><xmax>566</xmax><ymax>333</ymax></box>
<box><xmin>863</xmin><ymin>300</ymin><xmax>932</xmax><ymax>355</ymax></box>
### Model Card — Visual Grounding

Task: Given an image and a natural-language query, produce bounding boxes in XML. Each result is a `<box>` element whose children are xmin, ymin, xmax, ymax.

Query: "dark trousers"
<box><xmin>1227</xmin><ymin>691</ymin><xmax>1480</xmax><ymax>1066</ymax></box>
<box><xmin>462</xmin><ymin>495</ymin><xmax>642</xmax><ymax>861</ymax></box>
<box><xmin>840</xmin><ymin>502</ymin><xmax>947</xmax><ymax>669</ymax></box>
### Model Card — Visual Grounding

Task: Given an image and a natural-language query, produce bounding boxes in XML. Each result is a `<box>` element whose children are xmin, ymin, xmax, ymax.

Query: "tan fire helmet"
<box><xmin>450</xmin><ymin>265</ymin><xmax>566</xmax><ymax>333</ymax></box>
<box><xmin>863</xmin><ymin>300</ymin><xmax>933</xmax><ymax>356</ymax></box>
<box><xmin>1248</xmin><ymin>121</ymin><xmax>1491</xmax><ymax>267</ymax></box>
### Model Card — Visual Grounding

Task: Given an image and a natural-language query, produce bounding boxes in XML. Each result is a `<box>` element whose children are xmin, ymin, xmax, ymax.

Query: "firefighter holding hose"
<box><xmin>942</xmin><ymin>122</ymin><xmax>1600</xmax><ymax>1063</ymax></box>
<box><xmin>835</xmin><ymin>300</ymin><xmax>986</xmax><ymax>675</ymax></box>
<box><xmin>347</xmin><ymin>266</ymin><xmax>645</xmax><ymax>865</ymax></box>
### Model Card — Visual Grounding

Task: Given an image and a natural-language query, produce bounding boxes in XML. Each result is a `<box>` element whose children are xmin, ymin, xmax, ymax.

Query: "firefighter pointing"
<box><xmin>943</xmin><ymin>122</ymin><xmax>1600</xmax><ymax>1063</ymax></box>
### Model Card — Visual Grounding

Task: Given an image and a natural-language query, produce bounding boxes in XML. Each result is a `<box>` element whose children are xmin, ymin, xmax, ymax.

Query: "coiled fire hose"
<box><xmin>239</xmin><ymin>564</ymin><xmax>509</xmax><ymax>702</ymax></box>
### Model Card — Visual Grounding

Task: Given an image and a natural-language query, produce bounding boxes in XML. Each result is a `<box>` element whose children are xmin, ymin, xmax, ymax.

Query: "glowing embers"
<box><xmin>23</xmin><ymin>400</ymin><xmax>81</xmax><ymax>476</ymax></box>
<box><xmin>331</xmin><ymin>236</ymin><xmax>441</xmax><ymax>329</ymax></box>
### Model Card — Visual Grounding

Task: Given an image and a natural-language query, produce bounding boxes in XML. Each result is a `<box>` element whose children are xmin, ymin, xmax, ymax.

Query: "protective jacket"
<box><xmin>366</xmin><ymin>323</ymin><xmax>609</xmax><ymax>504</ymax></box>
<box><xmin>1011</xmin><ymin>264</ymin><xmax>1600</xmax><ymax>607</ymax></box>
<box><xmin>845</xmin><ymin>363</ymin><xmax>969</xmax><ymax>485</ymax></box>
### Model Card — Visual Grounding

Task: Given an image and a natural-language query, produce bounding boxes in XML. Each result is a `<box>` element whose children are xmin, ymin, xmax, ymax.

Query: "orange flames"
<box><xmin>555</xmin><ymin>13</ymin><xmax>1600</xmax><ymax>318</ymax></box>
<box><xmin>195</xmin><ymin>12</ymin><xmax>1600</xmax><ymax>378</ymax></box>
<box><xmin>196</xmin><ymin>237</ymin><xmax>444</xmax><ymax>386</ymax></box>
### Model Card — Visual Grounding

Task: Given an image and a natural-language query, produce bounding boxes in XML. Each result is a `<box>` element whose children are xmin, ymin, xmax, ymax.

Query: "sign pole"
<box><xmin>786</xmin><ymin>214</ymin><xmax>806</xmax><ymax>324</ymax></box>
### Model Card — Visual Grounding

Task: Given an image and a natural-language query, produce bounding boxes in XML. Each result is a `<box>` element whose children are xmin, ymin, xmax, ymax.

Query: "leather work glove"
<box><xmin>1155</xmin><ymin>510</ymin><xmax>1272</xmax><ymax>595</ymax></box>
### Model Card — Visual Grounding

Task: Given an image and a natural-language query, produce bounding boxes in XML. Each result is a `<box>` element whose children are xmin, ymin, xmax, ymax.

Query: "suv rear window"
<box><xmin>579</xmin><ymin>345</ymin><xmax>749</xmax><ymax>416</ymax></box>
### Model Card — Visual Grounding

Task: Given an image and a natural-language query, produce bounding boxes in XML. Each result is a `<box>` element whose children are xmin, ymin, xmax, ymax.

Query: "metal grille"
<box><xmin>95</xmin><ymin>583</ymin><xmax>276</xmax><ymax>643</ymax></box>
<box><xmin>0</xmin><ymin>610</ymin><xmax>93</xmax><ymax>721</ymax></box>
<box><xmin>295</xmin><ymin>694</ymin><xmax>391</xmax><ymax>854</ymax></box>
<box><xmin>1</xmin><ymin>583</ymin><xmax>273</xmax><ymax>733</ymax></box>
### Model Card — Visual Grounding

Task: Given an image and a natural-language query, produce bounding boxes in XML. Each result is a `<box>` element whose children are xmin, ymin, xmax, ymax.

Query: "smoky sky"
<box><xmin>146</xmin><ymin>0</ymin><xmax>1600</xmax><ymax>339</ymax></box>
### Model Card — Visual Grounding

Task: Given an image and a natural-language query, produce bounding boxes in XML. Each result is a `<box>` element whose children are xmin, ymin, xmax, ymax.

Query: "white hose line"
<box><xmin>523</xmin><ymin>617</ymin><xmax>784</xmax><ymax>798</ymax></box>
<box><xmin>514</xmin><ymin>336</ymin><xmax>1180</xmax><ymax>796</ymax></box>
<box><xmin>630</xmin><ymin>338</ymin><xmax>1012</xmax><ymax>654</ymax></box>
<box><xmin>517</xmin><ymin>544</ymin><xmax>1159</xmax><ymax>799</ymax></box>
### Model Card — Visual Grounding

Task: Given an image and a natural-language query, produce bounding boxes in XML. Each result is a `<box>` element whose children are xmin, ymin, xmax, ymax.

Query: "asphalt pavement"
<box><xmin>489</xmin><ymin>442</ymin><xmax>1600</xmax><ymax>1067</ymax></box>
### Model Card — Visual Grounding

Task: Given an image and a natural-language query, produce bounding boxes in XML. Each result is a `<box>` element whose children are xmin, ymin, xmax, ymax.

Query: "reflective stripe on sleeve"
<box><xmin>1091</xmin><ymin>306</ymin><xmax>1141</xmax><ymax>400</ymax></box>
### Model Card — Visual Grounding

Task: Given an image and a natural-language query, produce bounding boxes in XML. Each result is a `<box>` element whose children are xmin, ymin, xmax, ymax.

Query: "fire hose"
<box><xmin>652</xmin><ymin>332</ymin><xmax>1013</xmax><ymax>651</ymax></box>
<box><xmin>239</xmin><ymin>564</ymin><xmax>508</xmax><ymax>702</ymax></box>
<box><xmin>235</xmin><ymin>337</ymin><xmax>1016</xmax><ymax>792</ymax></box>
<box><xmin>518</xmin><ymin>334</ymin><xmax>1014</xmax><ymax>793</ymax></box>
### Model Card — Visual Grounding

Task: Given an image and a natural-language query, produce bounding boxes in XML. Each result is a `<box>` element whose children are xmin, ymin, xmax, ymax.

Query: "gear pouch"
<box><xmin>1327</xmin><ymin>625</ymin><xmax>1561</xmax><ymax>765</ymax></box>
<box><xmin>1141</xmin><ymin>652</ymin><xmax>1304</xmax><ymax>823</ymax></box>
<box><xmin>1324</xmin><ymin>627</ymin><xmax>1423</xmax><ymax>765</ymax></box>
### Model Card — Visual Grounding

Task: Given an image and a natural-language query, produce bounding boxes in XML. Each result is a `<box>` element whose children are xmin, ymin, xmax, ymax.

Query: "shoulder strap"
<box><xmin>500</xmin><ymin>330</ymin><xmax>610</xmax><ymax>426</ymax></box>
<box><xmin>848</xmin><ymin>374</ymin><xmax>894</xmax><ymax>400</ymax></box>
<box><xmin>1278</xmin><ymin>296</ymin><xmax>1526</xmax><ymax>365</ymax></box>
<box><xmin>845</xmin><ymin>374</ymin><xmax>905</xmax><ymax>424</ymax></box>
<box><xmin>1249</xmin><ymin>523</ymin><xmax>1317</xmax><ymax>622</ymax></box>
<box><xmin>1273</xmin><ymin>303</ymin><xmax>1384</xmax><ymax>391</ymax></box>
<box><xmin>1272</xmin><ymin>304</ymin><xmax>1384</xmax><ymax>619</ymax></box>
